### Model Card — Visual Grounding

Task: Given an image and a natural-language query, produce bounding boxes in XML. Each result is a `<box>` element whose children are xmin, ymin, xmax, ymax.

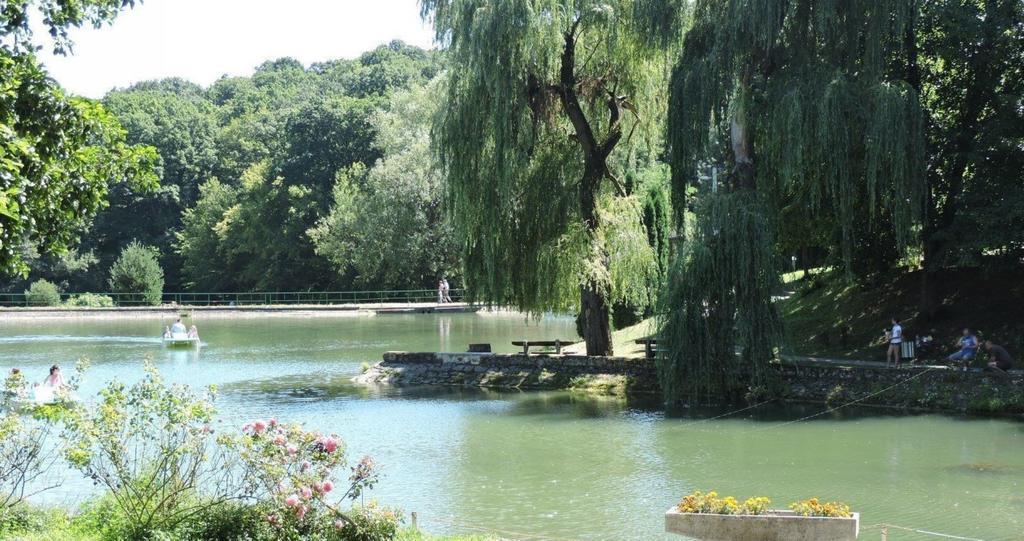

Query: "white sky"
<box><xmin>35</xmin><ymin>0</ymin><xmax>437</xmax><ymax>98</ymax></box>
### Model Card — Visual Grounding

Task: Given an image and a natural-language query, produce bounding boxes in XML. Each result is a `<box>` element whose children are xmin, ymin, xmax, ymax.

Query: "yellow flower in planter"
<box><xmin>743</xmin><ymin>497</ymin><xmax>771</xmax><ymax>515</ymax></box>
<box><xmin>676</xmin><ymin>491</ymin><xmax>772</xmax><ymax>515</ymax></box>
<box><xmin>789</xmin><ymin>498</ymin><xmax>851</xmax><ymax>518</ymax></box>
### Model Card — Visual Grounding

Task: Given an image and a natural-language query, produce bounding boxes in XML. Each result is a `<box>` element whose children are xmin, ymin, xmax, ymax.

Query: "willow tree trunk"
<box><xmin>579</xmin><ymin>163</ymin><xmax>613</xmax><ymax>356</ymax></box>
<box><xmin>558</xmin><ymin>25</ymin><xmax>615</xmax><ymax>357</ymax></box>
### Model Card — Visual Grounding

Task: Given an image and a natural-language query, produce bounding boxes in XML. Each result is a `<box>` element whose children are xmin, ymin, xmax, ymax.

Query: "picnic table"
<box><xmin>635</xmin><ymin>337</ymin><xmax>658</xmax><ymax>359</ymax></box>
<box><xmin>511</xmin><ymin>340</ymin><xmax>573</xmax><ymax>356</ymax></box>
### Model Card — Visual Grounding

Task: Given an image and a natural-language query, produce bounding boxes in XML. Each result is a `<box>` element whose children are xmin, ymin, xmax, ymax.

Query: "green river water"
<box><xmin>0</xmin><ymin>314</ymin><xmax>1021</xmax><ymax>540</ymax></box>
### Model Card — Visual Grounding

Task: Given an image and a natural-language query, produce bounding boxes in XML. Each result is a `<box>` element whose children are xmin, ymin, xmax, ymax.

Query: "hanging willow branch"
<box><xmin>653</xmin><ymin>0</ymin><xmax>926</xmax><ymax>401</ymax></box>
<box><xmin>422</xmin><ymin>0</ymin><xmax>666</xmax><ymax>354</ymax></box>
<box><xmin>658</xmin><ymin>192</ymin><xmax>782</xmax><ymax>403</ymax></box>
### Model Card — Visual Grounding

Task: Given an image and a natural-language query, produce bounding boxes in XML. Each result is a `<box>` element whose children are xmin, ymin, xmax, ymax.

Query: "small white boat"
<box><xmin>163</xmin><ymin>333</ymin><xmax>201</xmax><ymax>348</ymax></box>
<box><xmin>29</xmin><ymin>385</ymin><xmax>78</xmax><ymax>405</ymax></box>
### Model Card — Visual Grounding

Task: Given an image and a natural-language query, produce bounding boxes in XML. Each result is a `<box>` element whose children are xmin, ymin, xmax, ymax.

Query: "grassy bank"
<box><xmin>779</xmin><ymin>267</ymin><xmax>1024</xmax><ymax>360</ymax></box>
<box><xmin>563</xmin><ymin>318</ymin><xmax>655</xmax><ymax>358</ymax></box>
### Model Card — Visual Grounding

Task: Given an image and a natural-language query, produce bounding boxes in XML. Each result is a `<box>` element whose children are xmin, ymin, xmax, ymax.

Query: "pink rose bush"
<box><xmin>224</xmin><ymin>419</ymin><xmax>396</xmax><ymax>537</ymax></box>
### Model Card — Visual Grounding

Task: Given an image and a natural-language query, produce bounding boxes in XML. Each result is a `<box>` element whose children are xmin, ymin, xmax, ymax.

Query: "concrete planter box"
<box><xmin>665</xmin><ymin>508</ymin><xmax>859</xmax><ymax>541</ymax></box>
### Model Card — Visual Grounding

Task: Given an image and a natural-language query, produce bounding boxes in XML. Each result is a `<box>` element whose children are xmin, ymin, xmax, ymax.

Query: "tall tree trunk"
<box><xmin>557</xmin><ymin>23</ymin><xmax>617</xmax><ymax>356</ymax></box>
<box><xmin>579</xmin><ymin>163</ymin><xmax>613</xmax><ymax>356</ymax></box>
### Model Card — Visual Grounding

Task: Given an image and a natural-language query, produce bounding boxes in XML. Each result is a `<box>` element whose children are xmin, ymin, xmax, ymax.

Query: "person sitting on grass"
<box><xmin>947</xmin><ymin>328</ymin><xmax>980</xmax><ymax>370</ymax></box>
<box><xmin>983</xmin><ymin>340</ymin><xmax>1014</xmax><ymax>373</ymax></box>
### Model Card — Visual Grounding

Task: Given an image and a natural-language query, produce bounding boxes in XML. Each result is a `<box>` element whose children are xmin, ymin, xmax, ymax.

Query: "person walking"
<box><xmin>886</xmin><ymin>318</ymin><xmax>903</xmax><ymax>367</ymax></box>
<box><xmin>441</xmin><ymin>277</ymin><xmax>452</xmax><ymax>303</ymax></box>
<box><xmin>437</xmin><ymin>279</ymin><xmax>445</xmax><ymax>304</ymax></box>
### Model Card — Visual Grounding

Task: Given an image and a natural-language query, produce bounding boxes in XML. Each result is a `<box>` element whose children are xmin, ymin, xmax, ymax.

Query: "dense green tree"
<box><xmin>103</xmin><ymin>85</ymin><xmax>218</xmax><ymax>206</ymax></box>
<box><xmin>422</xmin><ymin>0</ymin><xmax>663</xmax><ymax>355</ymax></box>
<box><xmin>83</xmin><ymin>85</ymin><xmax>219</xmax><ymax>288</ymax></box>
<box><xmin>918</xmin><ymin>0</ymin><xmax>1024</xmax><ymax>318</ymax></box>
<box><xmin>108</xmin><ymin>241</ymin><xmax>164</xmax><ymax>305</ymax></box>
<box><xmin>185</xmin><ymin>162</ymin><xmax>331</xmax><ymax>290</ymax></box>
<box><xmin>310</xmin><ymin>83</ymin><xmax>460</xmax><ymax>289</ymax></box>
<box><xmin>279</xmin><ymin>96</ymin><xmax>381</xmax><ymax>210</ymax></box>
<box><xmin>1</xmin><ymin>0</ymin><xmax>158</xmax><ymax>277</ymax></box>
<box><xmin>176</xmin><ymin>179</ymin><xmax>237</xmax><ymax>291</ymax></box>
<box><xmin>650</xmin><ymin>0</ymin><xmax>926</xmax><ymax>400</ymax></box>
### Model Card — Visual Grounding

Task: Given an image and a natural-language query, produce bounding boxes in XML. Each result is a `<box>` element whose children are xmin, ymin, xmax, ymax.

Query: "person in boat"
<box><xmin>171</xmin><ymin>318</ymin><xmax>187</xmax><ymax>335</ymax></box>
<box><xmin>32</xmin><ymin>365</ymin><xmax>66</xmax><ymax>404</ymax></box>
<box><xmin>163</xmin><ymin>326</ymin><xmax>172</xmax><ymax>338</ymax></box>
<box><xmin>39</xmin><ymin>365</ymin><xmax>66</xmax><ymax>390</ymax></box>
<box><xmin>187</xmin><ymin>325</ymin><xmax>199</xmax><ymax>340</ymax></box>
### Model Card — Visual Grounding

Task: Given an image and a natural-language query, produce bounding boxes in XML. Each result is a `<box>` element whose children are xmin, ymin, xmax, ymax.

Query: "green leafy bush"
<box><xmin>64</xmin><ymin>293</ymin><xmax>115</xmax><ymax>307</ymax></box>
<box><xmin>108</xmin><ymin>242</ymin><xmax>164</xmax><ymax>306</ymax></box>
<box><xmin>0</xmin><ymin>371</ymin><xmax>64</xmax><ymax>514</ymax></box>
<box><xmin>23</xmin><ymin>279</ymin><xmax>61</xmax><ymax>306</ymax></box>
<box><xmin>62</xmin><ymin>361</ymin><xmax>238</xmax><ymax>539</ymax></box>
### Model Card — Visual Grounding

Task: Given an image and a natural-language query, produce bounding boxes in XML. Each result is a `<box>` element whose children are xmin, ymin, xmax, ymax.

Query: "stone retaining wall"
<box><xmin>355</xmin><ymin>351</ymin><xmax>659</xmax><ymax>394</ymax></box>
<box><xmin>356</xmin><ymin>352</ymin><xmax>1024</xmax><ymax>413</ymax></box>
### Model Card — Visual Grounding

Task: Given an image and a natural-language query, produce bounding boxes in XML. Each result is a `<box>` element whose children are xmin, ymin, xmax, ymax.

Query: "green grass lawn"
<box><xmin>563</xmin><ymin>317</ymin><xmax>655</xmax><ymax>358</ymax></box>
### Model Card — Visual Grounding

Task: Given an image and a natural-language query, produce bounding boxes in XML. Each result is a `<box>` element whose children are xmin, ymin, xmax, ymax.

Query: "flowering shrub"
<box><xmin>789</xmin><ymin>498</ymin><xmax>852</xmax><ymax>518</ymax></box>
<box><xmin>61</xmin><ymin>360</ymin><xmax>241</xmax><ymax>538</ymax></box>
<box><xmin>221</xmin><ymin>416</ymin><xmax>393</xmax><ymax>539</ymax></box>
<box><xmin>0</xmin><ymin>369</ymin><xmax>68</xmax><ymax>513</ymax></box>
<box><xmin>676</xmin><ymin>491</ymin><xmax>771</xmax><ymax>515</ymax></box>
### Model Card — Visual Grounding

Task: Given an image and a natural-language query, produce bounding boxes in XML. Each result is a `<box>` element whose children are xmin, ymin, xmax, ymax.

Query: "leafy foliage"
<box><xmin>653</xmin><ymin>0</ymin><xmax>928</xmax><ymax>400</ymax></box>
<box><xmin>0</xmin><ymin>0</ymin><xmax>158</xmax><ymax>277</ymax></box>
<box><xmin>0</xmin><ymin>372</ymin><xmax>61</xmax><ymax>511</ymax></box>
<box><xmin>423</xmin><ymin>0</ymin><xmax>665</xmax><ymax>354</ymax></box>
<box><xmin>107</xmin><ymin>241</ymin><xmax>164</xmax><ymax>305</ymax></box>
<box><xmin>659</xmin><ymin>193</ymin><xmax>781</xmax><ymax>402</ymax></box>
<box><xmin>64</xmin><ymin>292</ymin><xmax>115</xmax><ymax>307</ymax></box>
<box><xmin>310</xmin><ymin>82</ymin><xmax>460</xmax><ymax>289</ymax></box>
<box><xmin>0</xmin><ymin>52</ymin><xmax>159</xmax><ymax>277</ymax></box>
<box><xmin>23</xmin><ymin>279</ymin><xmax>61</xmax><ymax>306</ymax></box>
<box><xmin>919</xmin><ymin>0</ymin><xmax>1024</xmax><ymax>271</ymax></box>
<box><xmin>62</xmin><ymin>361</ymin><xmax>239</xmax><ymax>539</ymax></box>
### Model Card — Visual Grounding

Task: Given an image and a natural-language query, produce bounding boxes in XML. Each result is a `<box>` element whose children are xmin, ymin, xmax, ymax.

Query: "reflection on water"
<box><xmin>1</xmin><ymin>315</ymin><xmax>1022</xmax><ymax>540</ymax></box>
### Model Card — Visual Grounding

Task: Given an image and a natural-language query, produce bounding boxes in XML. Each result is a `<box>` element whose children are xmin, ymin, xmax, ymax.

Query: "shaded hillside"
<box><xmin>779</xmin><ymin>266</ymin><xmax>1024</xmax><ymax>361</ymax></box>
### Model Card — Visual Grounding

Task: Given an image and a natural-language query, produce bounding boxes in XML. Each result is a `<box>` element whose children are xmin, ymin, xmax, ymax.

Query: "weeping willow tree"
<box><xmin>647</xmin><ymin>0</ymin><xmax>926</xmax><ymax>401</ymax></box>
<box><xmin>421</xmin><ymin>0</ymin><xmax>664</xmax><ymax>355</ymax></box>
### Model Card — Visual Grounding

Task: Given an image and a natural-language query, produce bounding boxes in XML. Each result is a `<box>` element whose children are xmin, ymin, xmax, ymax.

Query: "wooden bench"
<box><xmin>635</xmin><ymin>337</ymin><xmax>658</xmax><ymax>359</ymax></box>
<box><xmin>512</xmin><ymin>340</ymin><xmax>572</xmax><ymax>356</ymax></box>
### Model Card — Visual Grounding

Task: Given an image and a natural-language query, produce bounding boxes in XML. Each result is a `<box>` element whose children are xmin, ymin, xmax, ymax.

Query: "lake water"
<box><xmin>0</xmin><ymin>314</ymin><xmax>1022</xmax><ymax>540</ymax></box>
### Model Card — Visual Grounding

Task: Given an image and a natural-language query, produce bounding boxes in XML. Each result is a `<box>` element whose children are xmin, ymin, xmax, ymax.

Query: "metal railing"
<box><xmin>0</xmin><ymin>289</ymin><xmax>464</xmax><ymax>307</ymax></box>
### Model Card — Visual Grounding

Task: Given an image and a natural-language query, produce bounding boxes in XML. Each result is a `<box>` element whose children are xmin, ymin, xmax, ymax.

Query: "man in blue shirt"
<box><xmin>947</xmin><ymin>328</ymin><xmax>979</xmax><ymax>369</ymax></box>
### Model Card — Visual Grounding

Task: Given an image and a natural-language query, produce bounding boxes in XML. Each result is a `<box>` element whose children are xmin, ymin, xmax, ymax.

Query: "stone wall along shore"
<box><xmin>356</xmin><ymin>352</ymin><xmax>1024</xmax><ymax>414</ymax></box>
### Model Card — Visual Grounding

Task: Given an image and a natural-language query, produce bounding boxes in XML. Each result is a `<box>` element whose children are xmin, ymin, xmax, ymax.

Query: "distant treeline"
<box><xmin>10</xmin><ymin>41</ymin><xmax>460</xmax><ymax>293</ymax></box>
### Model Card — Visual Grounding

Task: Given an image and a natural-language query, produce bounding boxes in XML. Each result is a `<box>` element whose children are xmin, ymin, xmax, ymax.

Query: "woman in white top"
<box><xmin>886</xmin><ymin>318</ymin><xmax>903</xmax><ymax>367</ymax></box>
<box><xmin>34</xmin><ymin>365</ymin><xmax>66</xmax><ymax>404</ymax></box>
